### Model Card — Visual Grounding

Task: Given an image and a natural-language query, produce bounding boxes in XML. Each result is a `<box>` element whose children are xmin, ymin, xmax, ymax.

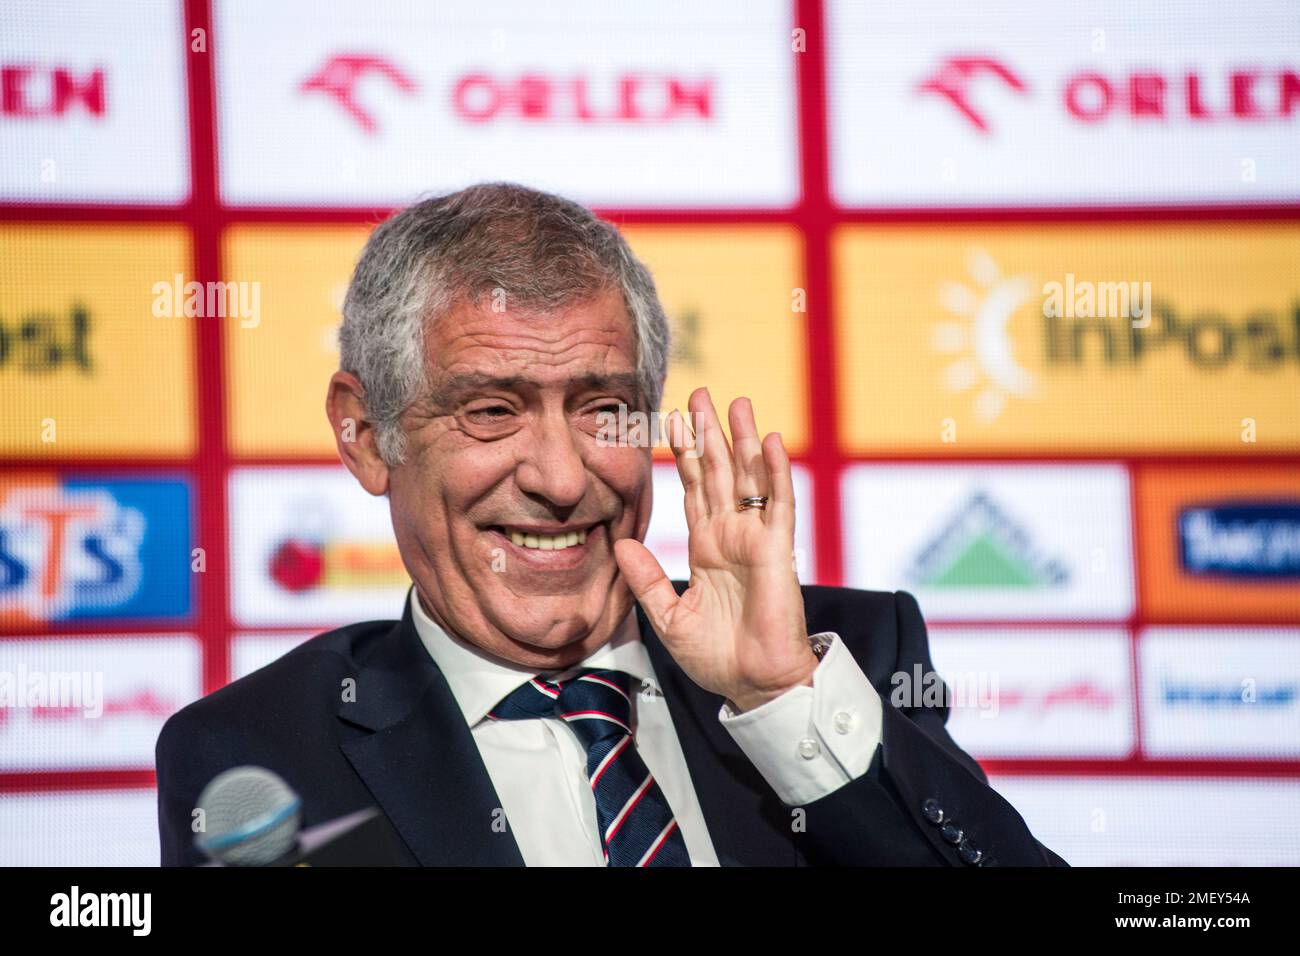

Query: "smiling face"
<box><xmin>384</xmin><ymin>285</ymin><xmax>654</xmax><ymax>670</ymax></box>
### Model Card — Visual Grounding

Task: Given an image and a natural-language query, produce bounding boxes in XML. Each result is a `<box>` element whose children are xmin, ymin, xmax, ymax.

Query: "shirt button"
<box><xmin>833</xmin><ymin>711</ymin><xmax>854</xmax><ymax>734</ymax></box>
<box><xmin>797</xmin><ymin>737</ymin><xmax>821</xmax><ymax>760</ymax></box>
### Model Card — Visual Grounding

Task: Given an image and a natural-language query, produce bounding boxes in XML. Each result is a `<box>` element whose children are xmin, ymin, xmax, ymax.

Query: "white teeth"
<box><xmin>506</xmin><ymin>528</ymin><xmax>590</xmax><ymax>550</ymax></box>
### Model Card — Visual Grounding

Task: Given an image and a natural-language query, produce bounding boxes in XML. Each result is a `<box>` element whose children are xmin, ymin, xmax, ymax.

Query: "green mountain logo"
<box><xmin>905</xmin><ymin>491</ymin><xmax>1070</xmax><ymax>590</ymax></box>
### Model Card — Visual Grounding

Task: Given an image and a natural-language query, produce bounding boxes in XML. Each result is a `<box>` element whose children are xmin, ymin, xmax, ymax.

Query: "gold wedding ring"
<box><xmin>736</xmin><ymin>496</ymin><xmax>769</xmax><ymax>512</ymax></box>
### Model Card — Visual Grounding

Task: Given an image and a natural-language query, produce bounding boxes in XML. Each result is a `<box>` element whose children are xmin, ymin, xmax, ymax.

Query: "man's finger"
<box><xmin>687</xmin><ymin>386</ymin><xmax>733</xmax><ymax>515</ymax></box>
<box><xmin>613</xmin><ymin>538</ymin><xmax>679</xmax><ymax>636</ymax></box>
<box><xmin>728</xmin><ymin>396</ymin><xmax>768</xmax><ymax>503</ymax></box>
<box><xmin>762</xmin><ymin>432</ymin><xmax>795</xmax><ymax>532</ymax></box>
<box><xmin>665</xmin><ymin>408</ymin><xmax>704</xmax><ymax>527</ymax></box>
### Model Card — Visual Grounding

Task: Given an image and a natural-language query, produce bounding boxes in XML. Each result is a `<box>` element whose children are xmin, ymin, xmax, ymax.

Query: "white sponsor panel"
<box><xmin>842</xmin><ymin>464</ymin><xmax>1133</xmax><ymax>620</ymax></box>
<box><xmin>0</xmin><ymin>0</ymin><xmax>189</xmax><ymax>203</ymax></box>
<box><xmin>645</xmin><ymin>462</ymin><xmax>815</xmax><ymax>583</ymax></box>
<box><xmin>828</xmin><ymin>0</ymin><xmax>1300</xmax><ymax>206</ymax></box>
<box><xmin>1140</xmin><ymin>628</ymin><xmax>1300</xmax><ymax>759</ymax></box>
<box><xmin>0</xmin><ymin>788</ymin><xmax>160</xmax><ymax>866</ymax></box>
<box><xmin>0</xmin><ymin>635</ymin><xmax>200</xmax><ymax>770</ymax></box>
<box><xmin>214</xmin><ymin>0</ymin><xmax>797</xmax><ymax>208</ymax></box>
<box><xmin>229</xmin><ymin>467</ymin><xmax>410</xmax><ymax>627</ymax></box>
<box><xmin>991</xmin><ymin>775</ymin><xmax>1300</xmax><ymax>866</ymax></box>
<box><xmin>928</xmin><ymin>628</ymin><xmax>1134</xmax><ymax>758</ymax></box>
<box><xmin>231</xmin><ymin>632</ymin><xmax>316</xmax><ymax>681</ymax></box>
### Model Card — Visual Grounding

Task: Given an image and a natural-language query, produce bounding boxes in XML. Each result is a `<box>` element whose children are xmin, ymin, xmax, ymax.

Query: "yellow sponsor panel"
<box><xmin>621</xmin><ymin>226</ymin><xmax>808</xmax><ymax>453</ymax></box>
<box><xmin>224</xmin><ymin>226</ymin><xmax>370</xmax><ymax>456</ymax></box>
<box><xmin>835</xmin><ymin>223</ymin><xmax>1300</xmax><ymax>452</ymax></box>
<box><xmin>0</xmin><ymin>225</ymin><xmax>194</xmax><ymax>456</ymax></box>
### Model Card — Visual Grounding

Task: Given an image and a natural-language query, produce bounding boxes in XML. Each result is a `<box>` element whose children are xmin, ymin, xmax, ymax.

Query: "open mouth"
<box><xmin>488</xmin><ymin>522</ymin><xmax>602</xmax><ymax>552</ymax></box>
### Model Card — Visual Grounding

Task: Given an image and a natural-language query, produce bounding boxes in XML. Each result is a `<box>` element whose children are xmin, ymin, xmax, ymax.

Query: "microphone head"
<box><xmin>195</xmin><ymin>766</ymin><xmax>302</xmax><ymax>866</ymax></box>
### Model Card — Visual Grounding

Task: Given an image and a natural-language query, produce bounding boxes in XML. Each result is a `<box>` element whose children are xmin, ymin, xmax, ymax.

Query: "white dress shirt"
<box><xmin>409</xmin><ymin>588</ymin><xmax>884</xmax><ymax>866</ymax></box>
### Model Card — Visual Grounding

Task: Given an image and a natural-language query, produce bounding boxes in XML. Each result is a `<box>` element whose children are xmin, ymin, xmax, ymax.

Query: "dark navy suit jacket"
<box><xmin>156</xmin><ymin>583</ymin><xmax>1068</xmax><ymax>866</ymax></box>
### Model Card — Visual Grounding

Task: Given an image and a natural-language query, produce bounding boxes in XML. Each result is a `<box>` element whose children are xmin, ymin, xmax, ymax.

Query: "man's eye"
<box><xmin>469</xmin><ymin>405</ymin><xmax>512</xmax><ymax>419</ymax></box>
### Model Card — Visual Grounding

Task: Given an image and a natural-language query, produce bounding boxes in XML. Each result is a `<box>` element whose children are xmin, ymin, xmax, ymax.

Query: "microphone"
<box><xmin>195</xmin><ymin>766</ymin><xmax>303</xmax><ymax>865</ymax></box>
<box><xmin>194</xmin><ymin>766</ymin><xmax>407</xmax><ymax>866</ymax></box>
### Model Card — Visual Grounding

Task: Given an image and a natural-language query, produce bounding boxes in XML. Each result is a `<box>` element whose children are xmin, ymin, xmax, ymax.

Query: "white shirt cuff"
<box><xmin>716</xmin><ymin>632</ymin><xmax>883</xmax><ymax>806</ymax></box>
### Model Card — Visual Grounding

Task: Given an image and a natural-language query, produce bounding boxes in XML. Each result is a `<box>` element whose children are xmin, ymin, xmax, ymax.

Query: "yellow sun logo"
<box><xmin>932</xmin><ymin>248</ymin><xmax>1037</xmax><ymax>423</ymax></box>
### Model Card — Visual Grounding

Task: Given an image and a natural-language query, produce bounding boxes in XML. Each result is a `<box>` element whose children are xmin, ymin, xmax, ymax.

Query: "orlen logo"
<box><xmin>300</xmin><ymin>54</ymin><xmax>713</xmax><ymax>131</ymax></box>
<box><xmin>2</xmin><ymin>64</ymin><xmax>105</xmax><ymax>118</ymax></box>
<box><xmin>918</xmin><ymin>54</ymin><xmax>1300</xmax><ymax>133</ymax></box>
<box><xmin>915</xmin><ymin>57</ymin><xmax>1029</xmax><ymax>133</ymax></box>
<box><xmin>0</xmin><ymin>488</ymin><xmax>141</xmax><ymax>619</ymax></box>
<box><xmin>299</xmin><ymin>54</ymin><xmax>417</xmax><ymax>134</ymax></box>
<box><xmin>452</xmin><ymin>72</ymin><xmax>714</xmax><ymax>123</ymax></box>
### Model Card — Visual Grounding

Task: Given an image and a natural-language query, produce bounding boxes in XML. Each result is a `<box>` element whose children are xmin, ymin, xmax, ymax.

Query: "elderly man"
<box><xmin>156</xmin><ymin>182</ymin><xmax>1066</xmax><ymax>867</ymax></box>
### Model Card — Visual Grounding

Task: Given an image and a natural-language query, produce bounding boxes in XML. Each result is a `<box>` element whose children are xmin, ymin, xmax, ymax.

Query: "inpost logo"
<box><xmin>934</xmin><ymin>251</ymin><xmax>1157</xmax><ymax>424</ymax></box>
<box><xmin>935</xmin><ymin>249</ymin><xmax>1290</xmax><ymax>422</ymax></box>
<box><xmin>0</xmin><ymin>226</ymin><xmax>195</xmax><ymax>455</ymax></box>
<box><xmin>835</xmin><ymin>225</ymin><xmax>1300</xmax><ymax>451</ymax></box>
<box><xmin>0</xmin><ymin>303</ymin><xmax>93</xmax><ymax>376</ymax></box>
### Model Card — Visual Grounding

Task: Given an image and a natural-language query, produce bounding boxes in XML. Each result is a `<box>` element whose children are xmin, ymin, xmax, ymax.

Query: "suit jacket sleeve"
<box><xmin>791</xmin><ymin>590</ymin><xmax>1068</xmax><ymax>866</ymax></box>
<box><xmin>156</xmin><ymin>706</ymin><xmax>221</xmax><ymax>867</ymax></box>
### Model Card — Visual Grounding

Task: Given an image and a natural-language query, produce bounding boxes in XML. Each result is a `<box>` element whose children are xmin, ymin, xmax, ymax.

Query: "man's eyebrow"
<box><xmin>437</xmin><ymin>371</ymin><xmax>640</xmax><ymax>394</ymax></box>
<box><xmin>439</xmin><ymin>373</ymin><xmax>530</xmax><ymax>393</ymax></box>
<box><xmin>574</xmin><ymin>372</ymin><xmax>640</xmax><ymax>393</ymax></box>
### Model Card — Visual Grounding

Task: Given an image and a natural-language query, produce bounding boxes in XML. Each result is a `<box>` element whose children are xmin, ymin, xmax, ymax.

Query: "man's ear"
<box><xmin>326</xmin><ymin>370</ymin><xmax>390</xmax><ymax>496</ymax></box>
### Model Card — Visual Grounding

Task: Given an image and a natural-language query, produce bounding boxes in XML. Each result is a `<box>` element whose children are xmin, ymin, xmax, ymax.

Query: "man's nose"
<box><xmin>515</xmin><ymin>413</ymin><xmax>590</xmax><ymax>508</ymax></box>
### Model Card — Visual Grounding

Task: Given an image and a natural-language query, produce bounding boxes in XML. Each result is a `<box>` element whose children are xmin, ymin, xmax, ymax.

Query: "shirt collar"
<box><xmin>408</xmin><ymin>587</ymin><xmax>658</xmax><ymax>727</ymax></box>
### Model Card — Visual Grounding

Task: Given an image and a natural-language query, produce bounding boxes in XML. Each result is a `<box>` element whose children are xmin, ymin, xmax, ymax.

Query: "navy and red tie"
<box><xmin>489</xmin><ymin>668</ymin><xmax>691</xmax><ymax>867</ymax></box>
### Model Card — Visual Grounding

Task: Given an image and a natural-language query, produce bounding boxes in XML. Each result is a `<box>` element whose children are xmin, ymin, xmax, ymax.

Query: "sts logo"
<box><xmin>0</xmin><ymin>476</ymin><xmax>192</xmax><ymax>623</ymax></box>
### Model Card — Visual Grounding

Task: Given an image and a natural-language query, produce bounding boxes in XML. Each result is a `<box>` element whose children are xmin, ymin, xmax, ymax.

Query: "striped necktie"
<box><xmin>488</xmin><ymin>668</ymin><xmax>691</xmax><ymax>867</ymax></box>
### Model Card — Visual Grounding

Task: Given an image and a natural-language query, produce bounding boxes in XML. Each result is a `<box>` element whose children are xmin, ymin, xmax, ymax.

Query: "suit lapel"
<box><xmin>336</xmin><ymin>596</ymin><xmax>525</xmax><ymax>866</ymax></box>
<box><xmin>634</xmin><ymin>595</ymin><xmax>798</xmax><ymax>867</ymax></box>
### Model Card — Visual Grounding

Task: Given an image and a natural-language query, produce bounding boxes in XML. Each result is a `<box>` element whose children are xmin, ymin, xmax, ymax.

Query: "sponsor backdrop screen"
<box><xmin>2</xmin><ymin>0</ymin><xmax>1299</xmax><ymax>865</ymax></box>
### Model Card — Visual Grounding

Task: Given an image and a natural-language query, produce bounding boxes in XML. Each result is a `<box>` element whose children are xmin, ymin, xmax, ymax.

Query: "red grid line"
<box><xmin>183</xmin><ymin>0</ymin><xmax>229</xmax><ymax>699</ymax></box>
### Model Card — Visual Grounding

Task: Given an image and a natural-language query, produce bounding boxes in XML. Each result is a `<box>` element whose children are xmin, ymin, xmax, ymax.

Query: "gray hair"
<box><xmin>338</xmin><ymin>182</ymin><xmax>671</xmax><ymax>465</ymax></box>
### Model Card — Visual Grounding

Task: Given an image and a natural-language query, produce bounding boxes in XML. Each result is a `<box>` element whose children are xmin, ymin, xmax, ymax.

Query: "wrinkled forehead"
<box><xmin>424</xmin><ymin>286</ymin><xmax>639</xmax><ymax>392</ymax></box>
